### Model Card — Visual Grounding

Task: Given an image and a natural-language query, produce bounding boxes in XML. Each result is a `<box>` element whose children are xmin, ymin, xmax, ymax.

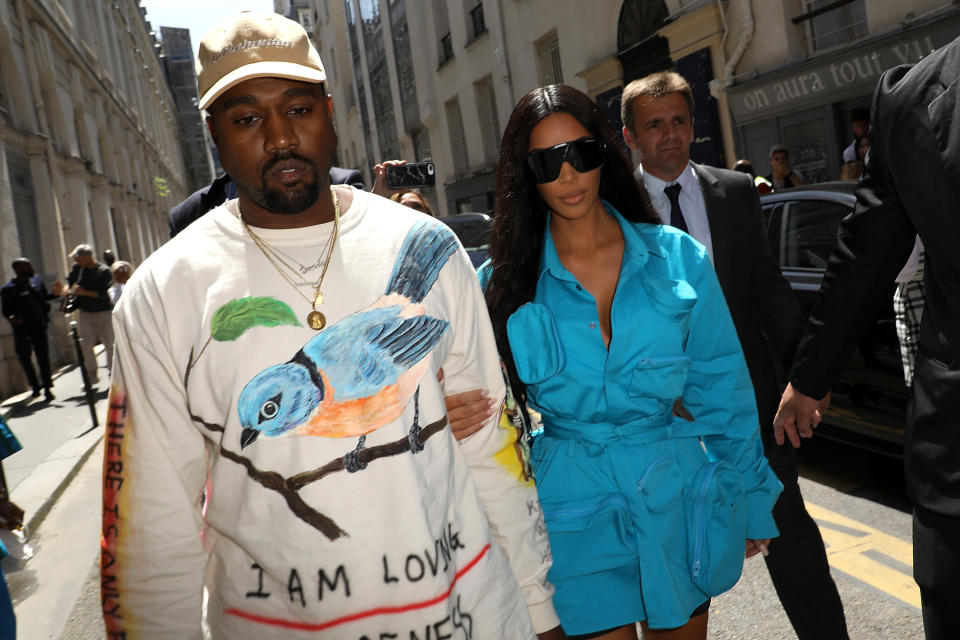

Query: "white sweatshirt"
<box><xmin>102</xmin><ymin>188</ymin><xmax>558</xmax><ymax>639</ymax></box>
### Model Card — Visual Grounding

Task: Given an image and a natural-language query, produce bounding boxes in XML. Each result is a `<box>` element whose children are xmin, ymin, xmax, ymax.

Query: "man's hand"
<box><xmin>51</xmin><ymin>280</ymin><xmax>65</xmax><ymax>296</ymax></box>
<box><xmin>536</xmin><ymin>626</ymin><xmax>566</xmax><ymax>640</ymax></box>
<box><xmin>773</xmin><ymin>383</ymin><xmax>823</xmax><ymax>447</ymax></box>
<box><xmin>371</xmin><ymin>159</ymin><xmax>410</xmax><ymax>198</ymax></box>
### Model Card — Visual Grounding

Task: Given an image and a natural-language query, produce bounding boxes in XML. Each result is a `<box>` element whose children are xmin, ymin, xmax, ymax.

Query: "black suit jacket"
<box><xmin>691</xmin><ymin>163</ymin><xmax>804</xmax><ymax>428</ymax></box>
<box><xmin>789</xmin><ymin>36</ymin><xmax>960</xmax><ymax>514</ymax></box>
<box><xmin>168</xmin><ymin>167</ymin><xmax>365</xmax><ymax>238</ymax></box>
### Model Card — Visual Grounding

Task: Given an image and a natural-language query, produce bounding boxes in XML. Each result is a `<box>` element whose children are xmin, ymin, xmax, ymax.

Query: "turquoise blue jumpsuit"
<box><xmin>500</xmin><ymin>202</ymin><xmax>782</xmax><ymax>634</ymax></box>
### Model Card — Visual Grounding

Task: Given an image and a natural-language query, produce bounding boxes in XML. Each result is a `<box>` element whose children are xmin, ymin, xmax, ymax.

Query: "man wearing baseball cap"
<box><xmin>102</xmin><ymin>11</ymin><xmax>562</xmax><ymax>639</ymax></box>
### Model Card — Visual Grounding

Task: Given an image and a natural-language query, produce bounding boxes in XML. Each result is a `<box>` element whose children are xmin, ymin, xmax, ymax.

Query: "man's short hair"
<box><xmin>769</xmin><ymin>144</ymin><xmax>788</xmax><ymax>159</ymax></box>
<box><xmin>851</xmin><ymin>108</ymin><xmax>870</xmax><ymax>123</ymax></box>
<box><xmin>11</xmin><ymin>257</ymin><xmax>30</xmax><ymax>270</ymax></box>
<box><xmin>69</xmin><ymin>244</ymin><xmax>94</xmax><ymax>258</ymax></box>
<box><xmin>621</xmin><ymin>71</ymin><xmax>694</xmax><ymax>133</ymax></box>
<box><xmin>196</xmin><ymin>11</ymin><xmax>327</xmax><ymax>111</ymax></box>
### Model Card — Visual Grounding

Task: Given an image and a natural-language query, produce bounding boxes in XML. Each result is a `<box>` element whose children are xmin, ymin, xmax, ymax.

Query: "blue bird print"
<box><xmin>237</xmin><ymin>220</ymin><xmax>460</xmax><ymax>449</ymax></box>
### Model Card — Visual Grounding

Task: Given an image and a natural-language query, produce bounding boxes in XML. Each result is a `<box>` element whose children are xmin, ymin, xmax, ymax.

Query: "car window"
<box><xmin>775</xmin><ymin>200</ymin><xmax>849</xmax><ymax>269</ymax></box>
<box><xmin>762</xmin><ymin>202</ymin><xmax>784</xmax><ymax>247</ymax></box>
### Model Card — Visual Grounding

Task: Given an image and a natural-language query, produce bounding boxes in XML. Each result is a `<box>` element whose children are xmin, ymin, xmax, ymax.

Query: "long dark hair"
<box><xmin>486</xmin><ymin>84</ymin><xmax>659</xmax><ymax>403</ymax></box>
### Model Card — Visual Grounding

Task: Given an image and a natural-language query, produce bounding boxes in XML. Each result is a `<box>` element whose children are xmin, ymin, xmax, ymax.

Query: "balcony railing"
<box><xmin>439</xmin><ymin>32</ymin><xmax>454</xmax><ymax>66</ymax></box>
<box><xmin>470</xmin><ymin>4</ymin><xmax>487</xmax><ymax>40</ymax></box>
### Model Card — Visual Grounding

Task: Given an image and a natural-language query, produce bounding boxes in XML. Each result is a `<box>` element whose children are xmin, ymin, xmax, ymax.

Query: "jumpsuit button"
<box><xmin>575</xmin><ymin>285</ymin><xmax>582</xmax><ymax>291</ymax></box>
<box><xmin>589</xmin><ymin>322</ymin><xmax>597</xmax><ymax>330</ymax></box>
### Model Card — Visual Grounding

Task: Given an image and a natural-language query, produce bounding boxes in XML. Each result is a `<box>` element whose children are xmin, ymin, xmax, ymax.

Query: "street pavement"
<box><xmin>0</xmin><ymin>347</ymin><xmax>108</xmax><ymax>539</ymax></box>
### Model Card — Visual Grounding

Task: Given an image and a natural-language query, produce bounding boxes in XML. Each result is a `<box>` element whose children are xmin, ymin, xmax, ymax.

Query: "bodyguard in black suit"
<box><xmin>168</xmin><ymin>166</ymin><xmax>364</xmax><ymax>238</ymax></box>
<box><xmin>622</xmin><ymin>71</ymin><xmax>849</xmax><ymax>639</ymax></box>
<box><xmin>775</xmin><ymin>36</ymin><xmax>960</xmax><ymax>640</ymax></box>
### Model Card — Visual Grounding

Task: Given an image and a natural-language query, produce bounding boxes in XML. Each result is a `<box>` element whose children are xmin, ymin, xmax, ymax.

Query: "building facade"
<box><xmin>159</xmin><ymin>26</ymin><xmax>214</xmax><ymax>194</ymax></box>
<box><xmin>0</xmin><ymin>0</ymin><xmax>190</xmax><ymax>397</ymax></box>
<box><xmin>307</xmin><ymin>0</ymin><xmax>958</xmax><ymax>216</ymax></box>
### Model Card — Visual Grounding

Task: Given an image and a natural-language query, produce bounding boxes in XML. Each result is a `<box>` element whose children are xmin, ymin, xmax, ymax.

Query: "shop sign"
<box><xmin>728</xmin><ymin>16</ymin><xmax>959</xmax><ymax>121</ymax></box>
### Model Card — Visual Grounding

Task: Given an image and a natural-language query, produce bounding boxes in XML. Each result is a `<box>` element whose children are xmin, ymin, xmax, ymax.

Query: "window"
<box><xmin>297</xmin><ymin>7</ymin><xmax>313</xmax><ymax>31</ymax></box>
<box><xmin>328</xmin><ymin>47</ymin><xmax>338</xmax><ymax>85</ymax></box>
<box><xmin>434</xmin><ymin>0</ymin><xmax>453</xmax><ymax>66</ymax></box>
<box><xmin>768</xmin><ymin>199</ymin><xmax>848</xmax><ymax>269</ymax></box>
<box><xmin>390</xmin><ymin>13</ymin><xmax>421</xmax><ymax>130</ymax></box>
<box><xmin>535</xmin><ymin>32</ymin><xmax>563</xmax><ymax>85</ymax></box>
<box><xmin>468</xmin><ymin>3</ymin><xmax>486</xmax><ymax>42</ymax></box>
<box><xmin>473</xmin><ymin>76</ymin><xmax>500</xmax><ymax>162</ymax></box>
<box><xmin>439</xmin><ymin>32</ymin><xmax>454</xmax><ymax>66</ymax></box>
<box><xmin>445</xmin><ymin>98</ymin><xmax>469</xmax><ymax>175</ymax></box>
<box><xmin>802</xmin><ymin>0</ymin><xmax>867</xmax><ymax>53</ymax></box>
<box><xmin>411</xmin><ymin>127</ymin><xmax>433</xmax><ymax>162</ymax></box>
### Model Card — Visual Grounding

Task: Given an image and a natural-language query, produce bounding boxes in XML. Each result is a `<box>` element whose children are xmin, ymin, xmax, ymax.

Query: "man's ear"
<box><xmin>205</xmin><ymin>115</ymin><xmax>218</xmax><ymax>146</ymax></box>
<box><xmin>622</xmin><ymin>125</ymin><xmax>639</xmax><ymax>152</ymax></box>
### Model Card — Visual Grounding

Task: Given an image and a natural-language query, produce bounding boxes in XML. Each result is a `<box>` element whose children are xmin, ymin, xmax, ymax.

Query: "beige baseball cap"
<box><xmin>196</xmin><ymin>11</ymin><xmax>326</xmax><ymax>111</ymax></box>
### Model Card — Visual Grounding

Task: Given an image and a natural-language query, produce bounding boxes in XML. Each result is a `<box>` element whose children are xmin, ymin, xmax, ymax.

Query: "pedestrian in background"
<box><xmin>483</xmin><ymin>83</ymin><xmax>780</xmax><ymax>639</ymax></box>
<box><xmin>840</xmin><ymin>108</ymin><xmax>870</xmax><ymax>164</ymax></box>
<box><xmin>391</xmin><ymin>190</ymin><xmax>436</xmax><ymax>217</ymax></box>
<box><xmin>621</xmin><ymin>70</ymin><xmax>849</xmax><ymax>640</ymax></box>
<box><xmin>766</xmin><ymin>145</ymin><xmax>807</xmax><ymax>190</ymax></box>
<box><xmin>108</xmin><ymin>260</ymin><xmax>133</xmax><ymax>305</ymax></box>
<box><xmin>774</xmin><ymin>35</ymin><xmax>960</xmax><ymax>640</ymax></box>
<box><xmin>61</xmin><ymin>244</ymin><xmax>113</xmax><ymax>385</ymax></box>
<box><xmin>1</xmin><ymin>258</ymin><xmax>56</xmax><ymax>400</ymax></box>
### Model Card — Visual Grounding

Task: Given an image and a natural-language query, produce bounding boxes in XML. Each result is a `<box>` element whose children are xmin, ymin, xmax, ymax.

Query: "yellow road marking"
<box><xmin>805</xmin><ymin>502</ymin><xmax>920</xmax><ymax>609</ymax></box>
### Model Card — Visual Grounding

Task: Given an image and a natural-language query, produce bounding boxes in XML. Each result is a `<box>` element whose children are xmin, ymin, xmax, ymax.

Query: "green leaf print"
<box><xmin>211</xmin><ymin>297</ymin><xmax>301</xmax><ymax>341</ymax></box>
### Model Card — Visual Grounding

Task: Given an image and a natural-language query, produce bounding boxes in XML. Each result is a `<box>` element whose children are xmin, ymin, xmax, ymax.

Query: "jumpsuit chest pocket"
<box><xmin>686</xmin><ymin>460</ymin><xmax>746</xmax><ymax>596</ymax></box>
<box><xmin>507</xmin><ymin>303</ymin><xmax>565</xmax><ymax>384</ymax></box>
<box><xmin>641</xmin><ymin>277</ymin><xmax>698</xmax><ymax>321</ymax></box>
<box><xmin>628</xmin><ymin>356</ymin><xmax>690</xmax><ymax>400</ymax></box>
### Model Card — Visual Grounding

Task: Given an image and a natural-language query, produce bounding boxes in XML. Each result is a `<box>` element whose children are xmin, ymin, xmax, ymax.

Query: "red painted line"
<box><xmin>224</xmin><ymin>543</ymin><xmax>491</xmax><ymax>631</ymax></box>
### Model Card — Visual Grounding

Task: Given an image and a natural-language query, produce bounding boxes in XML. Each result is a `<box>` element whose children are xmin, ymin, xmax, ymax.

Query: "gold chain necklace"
<box><xmin>237</xmin><ymin>189</ymin><xmax>341</xmax><ymax>330</ymax></box>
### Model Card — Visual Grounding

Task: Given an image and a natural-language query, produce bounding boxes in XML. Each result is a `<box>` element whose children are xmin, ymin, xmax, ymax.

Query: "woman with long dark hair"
<box><xmin>483</xmin><ymin>85</ymin><xmax>781</xmax><ymax>639</ymax></box>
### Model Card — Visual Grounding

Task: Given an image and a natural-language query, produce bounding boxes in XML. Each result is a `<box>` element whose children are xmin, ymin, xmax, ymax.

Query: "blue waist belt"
<box><xmin>541</xmin><ymin>410</ymin><xmax>726</xmax><ymax>447</ymax></box>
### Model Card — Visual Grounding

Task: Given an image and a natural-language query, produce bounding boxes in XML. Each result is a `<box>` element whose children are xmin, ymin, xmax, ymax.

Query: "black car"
<box><xmin>760</xmin><ymin>182</ymin><xmax>908</xmax><ymax>455</ymax></box>
<box><xmin>439</xmin><ymin>212</ymin><xmax>492</xmax><ymax>268</ymax></box>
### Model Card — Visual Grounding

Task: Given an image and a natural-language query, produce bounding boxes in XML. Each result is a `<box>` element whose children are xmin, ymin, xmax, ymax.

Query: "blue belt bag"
<box><xmin>687</xmin><ymin>460</ymin><xmax>746</xmax><ymax>595</ymax></box>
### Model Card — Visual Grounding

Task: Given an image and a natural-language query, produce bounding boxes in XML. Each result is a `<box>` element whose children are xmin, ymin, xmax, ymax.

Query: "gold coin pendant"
<box><xmin>306</xmin><ymin>310</ymin><xmax>326</xmax><ymax>331</ymax></box>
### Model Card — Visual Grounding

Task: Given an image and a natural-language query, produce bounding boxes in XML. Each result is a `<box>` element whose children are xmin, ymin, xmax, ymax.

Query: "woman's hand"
<box><xmin>745</xmin><ymin>538</ymin><xmax>771</xmax><ymax>559</ymax></box>
<box><xmin>371</xmin><ymin>159</ymin><xmax>409</xmax><ymax>198</ymax></box>
<box><xmin>445</xmin><ymin>389</ymin><xmax>496</xmax><ymax>440</ymax></box>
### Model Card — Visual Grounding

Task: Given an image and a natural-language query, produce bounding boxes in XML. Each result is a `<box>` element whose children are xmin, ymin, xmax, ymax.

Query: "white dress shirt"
<box><xmin>637</xmin><ymin>161</ymin><xmax>715</xmax><ymax>260</ymax></box>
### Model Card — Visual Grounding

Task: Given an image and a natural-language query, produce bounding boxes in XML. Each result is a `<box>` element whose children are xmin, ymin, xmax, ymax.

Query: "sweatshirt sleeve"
<box><xmin>436</xmin><ymin>247</ymin><xmax>560</xmax><ymax>633</ymax></box>
<box><xmin>680</xmin><ymin>241</ymin><xmax>783</xmax><ymax>540</ymax></box>
<box><xmin>101</xmin><ymin>283</ymin><xmax>210</xmax><ymax>638</ymax></box>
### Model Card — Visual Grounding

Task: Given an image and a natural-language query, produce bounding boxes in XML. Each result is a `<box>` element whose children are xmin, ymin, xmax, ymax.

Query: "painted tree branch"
<box><xmin>182</xmin><ymin>347</ymin><xmax>446</xmax><ymax>540</ymax></box>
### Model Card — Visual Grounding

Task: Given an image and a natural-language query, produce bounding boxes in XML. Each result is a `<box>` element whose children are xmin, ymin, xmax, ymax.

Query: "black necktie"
<box><xmin>664</xmin><ymin>183</ymin><xmax>687</xmax><ymax>232</ymax></box>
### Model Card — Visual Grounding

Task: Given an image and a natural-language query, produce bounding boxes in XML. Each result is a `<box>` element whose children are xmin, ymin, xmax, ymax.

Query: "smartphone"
<box><xmin>386</xmin><ymin>162</ymin><xmax>436</xmax><ymax>189</ymax></box>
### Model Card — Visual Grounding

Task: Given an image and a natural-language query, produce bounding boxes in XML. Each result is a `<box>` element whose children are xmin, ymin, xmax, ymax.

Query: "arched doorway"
<box><xmin>617</xmin><ymin>0</ymin><xmax>671</xmax><ymax>82</ymax></box>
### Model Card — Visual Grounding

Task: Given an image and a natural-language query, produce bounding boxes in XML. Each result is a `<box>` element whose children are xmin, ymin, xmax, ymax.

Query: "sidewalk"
<box><xmin>0</xmin><ymin>346</ymin><xmax>109</xmax><ymax>536</ymax></box>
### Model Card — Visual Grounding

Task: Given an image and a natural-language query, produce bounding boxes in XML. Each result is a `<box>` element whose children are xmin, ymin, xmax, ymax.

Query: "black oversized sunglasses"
<box><xmin>525</xmin><ymin>137</ymin><xmax>606</xmax><ymax>184</ymax></box>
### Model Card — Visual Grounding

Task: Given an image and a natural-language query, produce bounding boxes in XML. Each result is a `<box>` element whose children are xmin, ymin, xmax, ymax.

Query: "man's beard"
<box><xmin>238</xmin><ymin>152</ymin><xmax>321</xmax><ymax>214</ymax></box>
